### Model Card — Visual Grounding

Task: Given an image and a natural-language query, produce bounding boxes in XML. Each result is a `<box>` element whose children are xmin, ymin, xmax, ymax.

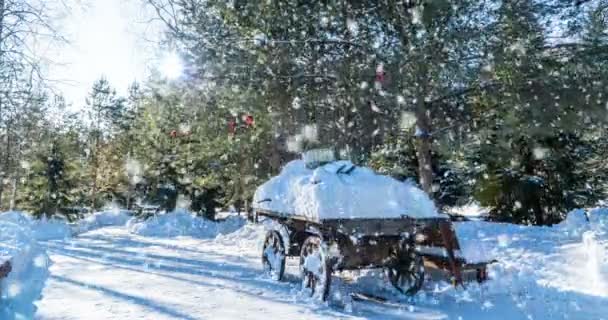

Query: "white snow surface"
<box><xmin>447</xmin><ymin>202</ymin><xmax>490</xmax><ymax>219</ymax></box>
<box><xmin>32</xmin><ymin>209</ymin><xmax>608</xmax><ymax>320</ymax></box>
<box><xmin>31</xmin><ymin>217</ymin><xmax>73</xmax><ymax>241</ymax></box>
<box><xmin>127</xmin><ymin>209</ymin><xmax>245</xmax><ymax>238</ymax></box>
<box><xmin>0</xmin><ymin>212</ymin><xmax>50</xmax><ymax>320</ymax></box>
<box><xmin>73</xmin><ymin>209</ymin><xmax>132</xmax><ymax>235</ymax></box>
<box><xmin>253</xmin><ymin>160</ymin><xmax>439</xmax><ymax>221</ymax></box>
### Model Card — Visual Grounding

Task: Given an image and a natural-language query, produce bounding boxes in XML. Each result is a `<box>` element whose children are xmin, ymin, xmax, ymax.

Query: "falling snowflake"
<box><xmin>370</xmin><ymin>101</ymin><xmax>382</xmax><ymax>113</ymax></box>
<box><xmin>253</xmin><ymin>32</ymin><xmax>268</xmax><ymax>46</ymax></box>
<box><xmin>346</xmin><ymin>18</ymin><xmax>358</xmax><ymax>35</ymax></box>
<box><xmin>533</xmin><ymin>147</ymin><xmax>549</xmax><ymax>160</ymax></box>
<box><xmin>397</xmin><ymin>95</ymin><xmax>406</xmax><ymax>105</ymax></box>
<box><xmin>411</xmin><ymin>6</ymin><xmax>423</xmax><ymax>25</ymax></box>
<box><xmin>302</xmin><ymin>124</ymin><xmax>318</xmax><ymax>142</ymax></box>
<box><xmin>292</xmin><ymin>97</ymin><xmax>301</xmax><ymax>110</ymax></box>
<box><xmin>400</xmin><ymin>112</ymin><xmax>417</xmax><ymax>129</ymax></box>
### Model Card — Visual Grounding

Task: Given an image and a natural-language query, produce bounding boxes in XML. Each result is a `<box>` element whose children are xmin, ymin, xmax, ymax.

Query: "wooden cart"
<box><xmin>255</xmin><ymin>209</ymin><xmax>491</xmax><ymax>301</ymax></box>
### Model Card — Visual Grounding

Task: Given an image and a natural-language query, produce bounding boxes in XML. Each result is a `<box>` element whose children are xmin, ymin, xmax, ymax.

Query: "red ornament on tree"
<box><xmin>228</xmin><ymin>120</ymin><xmax>236</xmax><ymax>135</ymax></box>
<box><xmin>244</xmin><ymin>115</ymin><xmax>254</xmax><ymax>127</ymax></box>
<box><xmin>375</xmin><ymin>70</ymin><xmax>386</xmax><ymax>83</ymax></box>
<box><xmin>375</xmin><ymin>63</ymin><xmax>387</xmax><ymax>86</ymax></box>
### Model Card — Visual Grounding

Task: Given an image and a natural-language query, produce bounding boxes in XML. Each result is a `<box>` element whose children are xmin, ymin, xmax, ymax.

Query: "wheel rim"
<box><xmin>262</xmin><ymin>231</ymin><xmax>285</xmax><ymax>281</ymax></box>
<box><xmin>300</xmin><ymin>237</ymin><xmax>331</xmax><ymax>301</ymax></box>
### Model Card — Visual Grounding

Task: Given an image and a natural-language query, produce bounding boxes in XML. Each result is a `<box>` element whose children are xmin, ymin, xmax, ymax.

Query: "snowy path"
<box><xmin>37</xmin><ymin>226</ymin><xmax>430</xmax><ymax>320</ymax></box>
<box><xmin>34</xmin><ymin>224</ymin><xmax>608</xmax><ymax>320</ymax></box>
<box><xmin>35</xmin><ymin>227</ymin><xmax>353</xmax><ymax>320</ymax></box>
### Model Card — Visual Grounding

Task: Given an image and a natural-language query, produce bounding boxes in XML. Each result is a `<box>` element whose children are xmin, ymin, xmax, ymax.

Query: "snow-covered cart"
<box><xmin>253</xmin><ymin>157</ymin><xmax>491</xmax><ymax>301</ymax></box>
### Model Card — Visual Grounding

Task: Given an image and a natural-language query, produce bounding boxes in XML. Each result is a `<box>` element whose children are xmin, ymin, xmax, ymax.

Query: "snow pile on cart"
<box><xmin>0</xmin><ymin>212</ymin><xmax>50</xmax><ymax>320</ymax></box>
<box><xmin>254</xmin><ymin>160</ymin><xmax>440</xmax><ymax>220</ymax></box>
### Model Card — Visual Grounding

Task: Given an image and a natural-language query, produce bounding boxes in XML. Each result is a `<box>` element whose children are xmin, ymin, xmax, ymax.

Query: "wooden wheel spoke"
<box><xmin>386</xmin><ymin>234</ymin><xmax>424</xmax><ymax>296</ymax></box>
<box><xmin>299</xmin><ymin>236</ymin><xmax>332</xmax><ymax>301</ymax></box>
<box><xmin>262</xmin><ymin>231</ymin><xmax>286</xmax><ymax>281</ymax></box>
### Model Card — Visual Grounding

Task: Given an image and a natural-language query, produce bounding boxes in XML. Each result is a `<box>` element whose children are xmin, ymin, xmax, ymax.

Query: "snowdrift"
<box><xmin>0</xmin><ymin>212</ymin><xmax>50</xmax><ymax>320</ymax></box>
<box><xmin>171</xmin><ymin>207</ymin><xmax>608</xmax><ymax>319</ymax></box>
<box><xmin>128</xmin><ymin>210</ymin><xmax>246</xmax><ymax>238</ymax></box>
<box><xmin>253</xmin><ymin>160</ymin><xmax>439</xmax><ymax>221</ymax></box>
<box><xmin>556</xmin><ymin>207</ymin><xmax>608</xmax><ymax>236</ymax></box>
<box><xmin>31</xmin><ymin>217</ymin><xmax>72</xmax><ymax>241</ymax></box>
<box><xmin>454</xmin><ymin>207</ymin><xmax>608</xmax><ymax>262</ymax></box>
<box><xmin>73</xmin><ymin>209</ymin><xmax>132</xmax><ymax>234</ymax></box>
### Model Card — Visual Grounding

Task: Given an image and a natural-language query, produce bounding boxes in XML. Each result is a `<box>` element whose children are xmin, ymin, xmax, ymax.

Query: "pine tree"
<box><xmin>85</xmin><ymin>78</ymin><xmax>128</xmax><ymax>209</ymax></box>
<box><xmin>465</xmin><ymin>1</ymin><xmax>608</xmax><ymax>224</ymax></box>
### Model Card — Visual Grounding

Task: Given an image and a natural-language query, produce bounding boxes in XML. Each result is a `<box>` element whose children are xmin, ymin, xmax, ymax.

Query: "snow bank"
<box><xmin>128</xmin><ymin>210</ymin><xmax>246</xmax><ymax>238</ymax></box>
<box><xmin>454</xmin><ymin>207</ymin><xmax>608</xmax><ymax>264</ymax></box>
<box><xmin>454</xmin><ymin>221</ymin><xmax>541</xmax><ymax>263</ymax></box>
<box><xmin>31</xmin><ymin>217</ymin><xmax>72</xmax><ymax>241</ymax></box>
<box><xmin>557</xmin><ymin>207</ymin><xmax>608</xmax><ymax>236</ymax></box>
<box><xmin>73</xmin><ymin>210</ymin><xmax>132</xmax><ymax>234</ymax></box>
<box><xmin>253</xmin><ymin>160</ymin><xmax>439</xmax><ymax>221</ymax></box>
<box><xmin>0</xmin><ymin>212</ymin><xmax>50</xmax><ymax>320</ymax></box>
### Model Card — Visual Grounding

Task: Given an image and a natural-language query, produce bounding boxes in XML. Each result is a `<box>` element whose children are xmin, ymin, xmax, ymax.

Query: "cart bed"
<box><xmin>255</xmin><ymin>208</ymin><xmax>492</xmax><ymax>283</ymax></box>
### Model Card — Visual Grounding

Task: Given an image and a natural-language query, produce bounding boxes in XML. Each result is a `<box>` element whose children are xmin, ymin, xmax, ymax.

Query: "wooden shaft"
<box><xmin>438</xmin><ymin>220</ymin><xmax>463</xmax><ymax>285</ymax></box>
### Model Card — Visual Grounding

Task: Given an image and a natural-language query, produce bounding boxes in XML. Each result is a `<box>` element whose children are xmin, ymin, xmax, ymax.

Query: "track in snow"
<box><xmin>35</xmin><ymin>226</ymin><xmax>439</xmax><ymax>320</ymax></box>
<box><xmin>34</xmin><ymin>224</ymin><xmax>608</xmax><ymax>320</ymax></box>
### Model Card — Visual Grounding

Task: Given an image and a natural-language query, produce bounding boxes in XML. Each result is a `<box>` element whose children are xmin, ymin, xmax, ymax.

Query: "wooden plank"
<box><xmin>256</xmin><ymin>209</ymin><xmax>319</xmax><ymax>225</ymax></box>
<box><xmin>322</xmin><ymin>216</ymin><xmax>450</xmax><ymax>236</ymax></box>
<box><xmin>256</xmin><ymin>208</ymin><xmax>451</xmax><ymax>231</ymax></box>
<box><xmin>439</xmin><ymin>220</ymin><xmax>463</xmax><ymax>285</ymax></box>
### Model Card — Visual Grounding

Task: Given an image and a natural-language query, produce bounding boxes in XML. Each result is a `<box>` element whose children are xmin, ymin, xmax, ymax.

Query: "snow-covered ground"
<box><xmin>0</xmin><ymin>212</ymin><xmax>51</xmax><ymax>320</ymax></box>
<box><xmin>32</xmin><ymin>209</ymin><xmax>607</xmax><ymax>320</ymax></box>
<box><xmin>127</xmin><ymin>209</ymin><xmax>245</xmax><ymax>238</ymax></box>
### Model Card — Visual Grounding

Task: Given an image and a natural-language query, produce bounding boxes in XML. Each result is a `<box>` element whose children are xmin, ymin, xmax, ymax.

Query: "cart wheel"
<box><xmin>299</xmin><ymin>236</ymin><xmax>332</xmax><ymax>301</ymax></box>
<box><xmin>262</xmin><ymin>230</ymin><xmax>286</xmax><ymax>281</ymax></box>
<box><xmin>386</xmin><ymin>236</ymin><xmax>425</xmax><ymax>296</ymax></box>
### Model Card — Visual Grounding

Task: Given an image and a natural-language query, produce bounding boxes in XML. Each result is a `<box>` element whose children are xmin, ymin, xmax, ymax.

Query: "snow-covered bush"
<box><xmin>128</xmin><ymin>209</ymin><xmax>245</xmax><ymax>238</ymax></box>
<box><xmin>0</xmin><ymin>212</ymin><xmax>50</xmax><ymax>320</ymax></box>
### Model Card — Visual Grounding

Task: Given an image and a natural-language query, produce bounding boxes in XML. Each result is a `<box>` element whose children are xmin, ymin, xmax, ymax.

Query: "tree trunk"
<box><xmin>9</xmin><ymin>175</ymin><xmax>17</xmax><ymax>210</ymax></box>
<box><xmin>0</xmin><ymin>0</ymin><xmax>4</xmax><ymax>210</ymax></box>
<box><xmin>126</xmin><ymin>183</ymin><xmax>132</xmax><ymax>210</ymax></box>
<box><xmin>415</xmin><ymin>101</ymin><xmax>434</xmax><ymax>196</ymax></box>
<box><xmin>91</xmin><ymin>138</ymin><xmax>99</xmax><ymax>210</ymax></box>
<box><xmin>1</xmin><ymin>115</ymin><xmax>12</xmax><ymax>209</ymax></box>
<box><xmin>91</xmin><ymin>170</ymin><xmax>98</xmax><ymax>210</ymax></box>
